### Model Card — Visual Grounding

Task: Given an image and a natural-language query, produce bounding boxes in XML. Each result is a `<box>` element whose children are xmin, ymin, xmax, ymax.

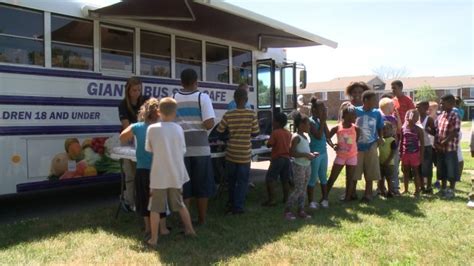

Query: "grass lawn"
<box><xmin>0</xmin><ymin>152</ymin><xmax>473</xmax><ymax>264</ymax></box>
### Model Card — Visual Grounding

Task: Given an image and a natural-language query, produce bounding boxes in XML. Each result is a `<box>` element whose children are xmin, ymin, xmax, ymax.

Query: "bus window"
<box><xmin>100</xmin><ymin>25</ymin><xmax>134</xmax><ymax>72</ymax></box>
<box><xmin>140</xmin><ymin>31</ymin><xmax>171</xmax><ymax>77</ymax></box>
<box><xmin>281</xmin><ymin>66</ymin><xmax>295</xmax><ymax>110</ymax></box>
<box><xmin>232</xmin><ymin>48</ymin><xmax>252</xmax><ymax>84</ymax></box>
<box><xmin>51</xmin><ymin>15</ymin><xmax>93</xmax><ymax>70</ymax></box>
<box><xmin>257</xmin><ymin>63</ymin><xmax>272</xmax><ymax>109</ymax></box>
<box><xmin>175</xmin><ymin>37</ymin><xmax>202</xmax><ymax>80</ymax></box>
<box><xmin>0</xmin><ymin>4</ymin><xmax>44</xmax><ymax>66</ymax></box>
<box><xmin>206</xmin><ymin>43</ymin><xmax>229</xmax><ymax>83</ymax></box>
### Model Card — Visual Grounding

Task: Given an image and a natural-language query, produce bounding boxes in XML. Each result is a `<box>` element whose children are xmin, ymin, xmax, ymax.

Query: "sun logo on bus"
<box><xmin>11</xmin><ymin>154</ymin><xmax>21</xmax><ymax>164</ymax></box>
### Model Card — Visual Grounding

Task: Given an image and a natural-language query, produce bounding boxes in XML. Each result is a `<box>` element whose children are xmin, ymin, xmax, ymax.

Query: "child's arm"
<box><xmin>377</xmin><ymin>127</ymin><xmax>384</xmax><ymax>146</ymax></box>
<box><xmin>251</xmin><ymin>113</ymin><xmax>260</xmax><ymax>138</ymax></box>
<box><xmin>324</xmin><ymin>123</ymin><xmax>335</xmax><ymax>148</ymax></box>
<box><xmin>355</xmin><ymin>126</ymin><xmax>361</xmax><ymax>142</ymax></box>
<box><xmin>417</xmin><ymin>126</ymin><xmax>424</xmax><ymax>160</ymax></box>
<box><xmin>399</xmin><ymin>130</ymin><xmax>404</xmax><ymax>156</ymax></box>
<box><xmin>394</xmin><ymin>109</ymin><xmax>402</xmax><ymax>134</ymax></box>
<box><xmin>119</xmin><ymin>124</ymin><xmax>134</xmax><ymax>144</ymax></box>
<box><xmin>328</xmin><ymin>126</ymin><xmax>338</xmax><ymax>150</ymax></box>
<box><xmin>426</xmin><ymin>117</ymin><xmax>436</xmax><ymax>136</ymax></box>
<box><xmin>145</xmin><ymin>128</ymin><xmax>152</xmax><ymax>152</ymax></box>
<box><xmin>309</xmin><ymin>120</ymin><xmax>325</xmax><ymax>140</ymax></box>
<box><xmin>290</xmin><ymin>135</ymin><xmax>315</xmax><ymax>160</ymax></box>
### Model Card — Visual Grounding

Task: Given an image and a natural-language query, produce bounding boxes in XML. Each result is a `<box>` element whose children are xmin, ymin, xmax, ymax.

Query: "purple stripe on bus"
<box><xmin>0</xmin><ymin>125</ymin><xmax>121</xmax><ymax>136</ymax></box>
<box><xmin>16</xmin><ymin>173</ymin><xmax>121</xmax><ymax>192</ymax></box>
<box><xmin>0</xmin><ymin>95</ymin><xmax>229</xmax><ymax>109</ymax></box>
<box><xmin>0</xmin><ymin>65</ymin><xmax>254</xmax><ymax>91</ymax></box>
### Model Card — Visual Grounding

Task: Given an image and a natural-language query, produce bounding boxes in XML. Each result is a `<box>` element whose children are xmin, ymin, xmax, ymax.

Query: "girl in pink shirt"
<box><xmin>326</xmin><ymin>104</ymin><xmax>360</xmax><ymax>201</ymax></box>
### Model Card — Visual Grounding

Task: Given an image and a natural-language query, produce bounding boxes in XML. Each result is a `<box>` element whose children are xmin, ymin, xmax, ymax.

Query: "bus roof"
<box><xmin>89</xmin><ymin>0</ymin><xmax>338</xmax><ymax>50</ymax></box>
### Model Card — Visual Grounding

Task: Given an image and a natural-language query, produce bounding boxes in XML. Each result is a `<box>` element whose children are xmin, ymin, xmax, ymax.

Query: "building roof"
<box><xmin>299</xmin><ymin>75</ymin><xmax>380</xmax><ymax>93</ymax></box>
<box><xmin>299</xmin><ymin>75</ymin><xmax>474</xmax><ymax>94</ymax></box>
<box><xmin>385</xmin><ymin>75</ymin><xmax>474</xmax><ymax>90</ymax></box>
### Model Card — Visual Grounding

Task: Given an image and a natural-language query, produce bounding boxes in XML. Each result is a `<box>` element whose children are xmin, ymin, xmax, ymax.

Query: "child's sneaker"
<box><xmin>467</xmin><ymin>200</ymin><xmax>474</xmax><ymax>208</ymax></box>
<box><xmin>297</xmin><ymin>211</ymin><xmax>312</xmax><ymax>219</ymax></box>
<box><xmin>284</xmin><ymin>212</ymin><xmax>296</xmax><ymax>221</ymax></box>
<box><xmin>309</xmin><ymin>201</ymin><xmax>319</xmax><ymax>209</ymax></box>
<box><xmin>445</xmin><ymin>189</ymin><xmax>455</xmax><ymax>199</ymax></box>
<box><xmin>321</xmin><ymin>200</ymin><xmax>329</xmax><ymax>208</ymax></box>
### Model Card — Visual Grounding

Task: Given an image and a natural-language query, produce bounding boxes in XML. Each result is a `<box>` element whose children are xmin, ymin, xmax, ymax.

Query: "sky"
<box><xmin>228</xmin><ymin>0</ymin><xmax>474</xmax><ymax>81</ymax></box>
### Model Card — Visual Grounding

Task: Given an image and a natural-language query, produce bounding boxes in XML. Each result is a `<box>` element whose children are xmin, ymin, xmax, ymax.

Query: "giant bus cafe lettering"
<box><xmin>2</xmin><ymin>111</ymin><xmax>101</xmax><ymax>120</ymax></box>
<box><xmin>87</xmin><ymin>82</ymin><xmax>227</xmax><ymax>102</ymax></box>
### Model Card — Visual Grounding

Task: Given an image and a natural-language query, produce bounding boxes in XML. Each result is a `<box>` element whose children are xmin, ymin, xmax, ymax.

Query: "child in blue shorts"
<box><xmin>307</xmin><ymin>98</ymin><xmax>334</xmax><ymax>209</ymax></box>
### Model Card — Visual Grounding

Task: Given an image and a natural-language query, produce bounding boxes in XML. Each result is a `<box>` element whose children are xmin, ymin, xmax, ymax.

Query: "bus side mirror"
<box><xmin>299</xmin><ymin>70</ymin><xmax>307</xmax><ymax>89</ymax></box>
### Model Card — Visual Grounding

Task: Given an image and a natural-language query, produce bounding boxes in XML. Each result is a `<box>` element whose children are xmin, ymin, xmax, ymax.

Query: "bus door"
<box><xmin>256</xmin><ymin>59</ymin><xmax>302</xmax><ymax>135</ymax></box>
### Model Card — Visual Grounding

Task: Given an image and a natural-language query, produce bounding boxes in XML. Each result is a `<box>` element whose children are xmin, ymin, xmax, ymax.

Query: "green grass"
<box><xmin>1</xmin><ymin>152</ymin><xmax>473</xmax><ymax>265</ymax></box>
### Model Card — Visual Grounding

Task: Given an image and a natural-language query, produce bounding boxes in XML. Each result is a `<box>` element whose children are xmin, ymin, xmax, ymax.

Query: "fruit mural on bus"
<box><xmin>48</xmin><ymin>137</ymin><xmax>121</xmax><ymax>180</ymax></box>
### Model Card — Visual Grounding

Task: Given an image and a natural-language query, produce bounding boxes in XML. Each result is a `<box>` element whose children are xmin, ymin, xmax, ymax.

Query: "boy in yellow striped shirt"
<box><xmin>217</xmin><ymin>88</ymin><xmax>259</xmax><ymax>214</ymax></box>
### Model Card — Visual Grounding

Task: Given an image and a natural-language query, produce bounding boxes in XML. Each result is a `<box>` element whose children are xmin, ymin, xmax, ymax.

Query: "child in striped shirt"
<box><xmin>217</xmin><ymin>88</ymin><xmax>259</xmax><ymax>214</ymax></box>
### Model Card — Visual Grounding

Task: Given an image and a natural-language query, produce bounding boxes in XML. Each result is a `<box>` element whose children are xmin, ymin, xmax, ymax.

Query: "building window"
<box><xmin>470</xmin><ymin>87</ymin><xmax>474</xmax><ymax>98</ymax></box>
<box><xmin>206</xmin><ymin>43</ymin><xmax>229</xmax><ymax>83</ymax></box>
<box><xmin>51</xmin><ymin>15</ymin><xmax>93</xmax><ymax>70</ymax></box>
<box><xmin>100</xmin><ymin>25</ymin><xmax>134</xmax><ymax>72</ymax></box>
<box><xmin>445</xmin><ymin>88</ymin><xmax>459</xmax><ymax>96</ymax></box>
<box><xmin>0</xmin><ymin>5</ymin><xmax>44</xmax><ymax>66</ymax></box>
<box><xmin>140</xmin><ymin>31</ymin><xmax>170</xmax><ymax>77</ymax></box>
<box><xmin>175</xmin><ymin>37</ymin><xmax>202</xmax><ymax>80</ymax></box>
<box><xmin>232</xmin><ymin>48</ymin><xmax>252</xmax><ymax>85</ymax></box>
<box><xmin>339</xmin><ymin>91</ymin><xmax>349</xmax><ymax>100</ymax></box>
<box><xmin>320</xmin><ymin>92</ymin><xmax>328</xmax><ymax>101</ymax></box>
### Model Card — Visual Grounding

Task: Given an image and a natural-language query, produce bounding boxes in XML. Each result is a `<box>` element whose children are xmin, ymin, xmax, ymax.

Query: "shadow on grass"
<box><xmin>0</xmin><ymin>171</ymin><xmax>443</xmax><ymax>264</ymax></box>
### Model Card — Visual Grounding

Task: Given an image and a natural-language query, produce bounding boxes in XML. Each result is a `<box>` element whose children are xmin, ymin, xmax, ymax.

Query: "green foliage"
<box><xmin>414</xmin><ymin>85</ymin><xmax>437</xmax><ymax>102</ymax></box>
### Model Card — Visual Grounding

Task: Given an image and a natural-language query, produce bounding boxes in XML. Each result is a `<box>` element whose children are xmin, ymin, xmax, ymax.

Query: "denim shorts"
<box><xmin>265</xmin><ymin>157</ymin><xmax>291</xmax><ymax>183</ymax></box>
<box><xmin>420</xmin><ymin>146</ymin><xmax>433</xmax><ymax>178</ymax></box>
<box><xmin>437</xmin><ymin>151</ymin><xmax>459</xmax><ymax>182</ymax></box>
<box><xmin>183</xmin><ymin>156</ymin><xmax>216</xmax><ymax>199</ymax></box>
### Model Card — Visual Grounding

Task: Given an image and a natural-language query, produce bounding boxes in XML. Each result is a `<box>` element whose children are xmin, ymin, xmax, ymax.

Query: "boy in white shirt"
<box><xmin>145</xmin><ymin>97</ymin><xmax>196</xmax><ymax>247</ymax></box>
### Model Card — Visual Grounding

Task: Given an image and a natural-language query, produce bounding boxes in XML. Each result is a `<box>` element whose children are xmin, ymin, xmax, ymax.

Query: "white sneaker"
<box><xmin>467</xmin><ymin>200</ymin><xmax>474</xmax><ymax>209</ymax></box>
<box><xmin>309</xmin><ymin>202</ymin><xmax>319</xmax><ymax>209</ymax></box>
<box><xmin>321</xmin><ymin>200</ymin><xmax>329</xmax><ymax>208</ymax></box>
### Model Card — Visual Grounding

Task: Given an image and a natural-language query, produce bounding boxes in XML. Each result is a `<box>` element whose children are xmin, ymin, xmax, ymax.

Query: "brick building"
<box><xmin>298</xmin><ymin>75</ymin><xmax>474</xmax><ymax>120</ymax></box>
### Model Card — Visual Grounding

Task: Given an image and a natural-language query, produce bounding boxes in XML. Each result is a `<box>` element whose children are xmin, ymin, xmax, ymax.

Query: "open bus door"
<box><xmin>256</xmin><ymin>59</ymin><xmax>306</xmax><ymax>135</ymax></box>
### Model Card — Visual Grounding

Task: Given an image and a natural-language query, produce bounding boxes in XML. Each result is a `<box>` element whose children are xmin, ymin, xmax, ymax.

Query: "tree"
<box><xmin>372</xmin><ymin>65</ymin><xmax>409</xmax><ymax>81</ymax></box>
<box><xmin>414</xmin><ymin>85</ymin><xmax>437</xmax><ymax>102</ymax></box>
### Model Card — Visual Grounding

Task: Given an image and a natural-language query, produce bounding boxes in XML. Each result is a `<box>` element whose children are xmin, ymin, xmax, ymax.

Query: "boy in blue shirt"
<box><xmin>353</xmin><ymin>91</ymin><xmax>384</xmax><ymax>202</ymax></box>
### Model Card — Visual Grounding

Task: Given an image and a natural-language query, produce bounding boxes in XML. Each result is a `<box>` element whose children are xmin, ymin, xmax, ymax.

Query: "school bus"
<box><xmin>0</xmin><ymin>0</ymin><xmax>337</xmax><ymax>195</ymax></box>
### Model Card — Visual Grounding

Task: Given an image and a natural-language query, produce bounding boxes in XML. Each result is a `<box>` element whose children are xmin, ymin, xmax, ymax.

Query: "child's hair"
<box><xmin>274</xmin><ymin>112</ymin><xmax>288</xmax><ymax>128</ymax></box>
<box><xmin>159</xmin><ymin>97</ymin><xmax>178</xmax><ymax>116</ymax></box>
<box><xmin>405</xmin><ymin>109</ymin><xmax>418</xmax><ymax>121</ymax></box>
<box><xmin>417</xmin><ymin>100</ymin><xmax>429</xmax><ymax>108</ymax></box>
<box><xmin>238</xmin><ymin>83</ymin><xmax>248</xmax><ymax>90</ymax></box>
<box><xmin>441</xmin><ymin>94</ymin><xmax>455</xmax><ymax>103</ymax></box>
<box><xmin>64</xmin><ymin>138</ymin><xmax>80</xmax><ymax>152</ymax></box>
<box><xmin>341</xmin><ymin>103</ymin><xmax>356</xmax><ymax>119</ymax></box>
<box><xmin>138</xmin><ymin>98</ymin><xmax>160</xmax><ymax>124</ymax></box>
<box><xmin>345</xmin><ymin>81</ymin><xmax>370</xmax><ymax>96</ymax></box>
<box><xmin>180</xmin><ymin>68</ymin><xmax>198</xmax><ymax>86</ymax></box>
<box><xmin>234</xmin><ymin>87</ymin><xmax>248</xmax><ymax>104</ymax></box>
<box><xmin>362</xmin><ymin>90</ymin><xmax>376</xmax><ymax>102</ymax></box>
<box><xmin>379</xmin><ymin>97</ymin><xmax>394</xmax><ymax>113</ymax></box>
<box><xmin>293</xmin><ymin>112</ymin><xmax>309</xmax><ymax>132</ymax></box>
<box><xmin>310</xmin><ymin>97</ymin><xmax>325</xmax><ymax>113</ymax></box>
